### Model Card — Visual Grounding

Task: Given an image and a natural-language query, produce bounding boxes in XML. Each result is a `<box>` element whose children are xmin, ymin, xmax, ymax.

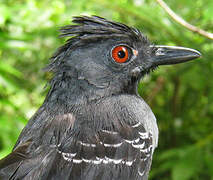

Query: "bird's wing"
<box><xmin>0</xmin><ymin>112</ymin><xmax>76</xmax><ymax>180</ymax></box>
<box><xmin>0</xmin><ymin>141</ymin><xmax>31</xmax><ymax>179</ymax></box>
<box><xmin>0</xmin><ymin>142</ymin><xmax>60</xmax><ymax>180</ymax></box>
<box><xmin>56</xmin><ymin>120</ymin><xmax>154</xmax><ymax>180</ymax></box>
<box><xmin>0</xmin><ymin>110</ymin><xmax>153</xmax><ymax>180</ymax></box>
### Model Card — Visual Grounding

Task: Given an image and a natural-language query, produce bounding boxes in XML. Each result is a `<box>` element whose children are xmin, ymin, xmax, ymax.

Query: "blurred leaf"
<box><xmin>172</xmin><ymin>147</ymin><xmax>201</xmax><ymax>180</ymax></box>
<box><xmin>0</xmin><ymin>61</ymin><xmax>22</xmax><ymax>77</ymax></box>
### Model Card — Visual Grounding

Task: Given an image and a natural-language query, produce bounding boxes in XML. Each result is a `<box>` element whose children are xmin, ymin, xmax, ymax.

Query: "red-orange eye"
<box><xmin>112</xmin><ymin>46</ymin><xmax>129</xmax><ymax>63</ymax></box>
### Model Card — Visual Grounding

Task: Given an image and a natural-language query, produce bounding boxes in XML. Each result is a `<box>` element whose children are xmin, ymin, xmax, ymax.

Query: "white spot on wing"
<box><xmin>92</xmin><ymin>159</ymin><xmax>102</xmax><ymax>165</ymax></box>
<box><xmin>62</xmin><ymin>155</ymin><xmax>72</xmax><ymax>162</ymax></box>
<box><xmin>100</xmin><ymin>142</ymin><xmax>123</xmax><ymax>147</ymax></box>
<box><xmin>62</xmin><ymin>152</ymin><xmax>76</xmax><ymax>158</ymax></box>
<box><xmin>73</xmin><ymin>159</ymin><xmax>83</xmax><ymax>163</ymax></box>
<box><xmin>138</xmin><ymin>170</ymin><xmax>145</xmax><ymax>176</ymax></box>
<box><xmin>60</xmin><ymin>152</ymin><xmax>77</xmax><ymax>162</ymax></box>
<box><xmin>132</xmin><ymin>141</ymin><xmax>145</xmax><ymax>149</ymax></box>
<box><xmin>125</xmin><ymin>160</ymin><xmax>134</xmax><ymax>166</ymax></box>
<box><xmin>82</xmin><ymin>158</ymin><xmax>91</xmax><ymax>163</ymax></box>
<box><xmin>79</xmin><ymin>141</ymin><xmax>96</xmax><ymax>147</ymax></box>
<box><xmin>132</xmin><ymin>122</ymin><xmax>141</xmax><ymax>128</ymax></box>
<box><xmin>125</xmin><ymin>139</ymin><xmax>134</xmax><ymax>143</ymax></box>
<box><xmin>105</xmin><ymin>157</ymin><xmax>123</xmax><ymax>164</ymax></box>
<box><xmin>134</xmin><ymin>138</ymin><xmax>140</xmax><ymax>143</ymax></box>
<box><xmin>125</xmin><ymin>137</ymin><xmax>140</xmax><ymax>144</ymax></box>
<box><xmin>112</xmin><ymin>159</ymin><xmax>123</xmax><ymax>164</ymax></box>
<box><xmin>101</xmin><ymin>129</ymin><xmax>119</xmax><ymax>135</ymax></box>
<box><xmin>139</xmin><ymin>132</ymin><xmax>149</xmax><ymax>139</ymax></box>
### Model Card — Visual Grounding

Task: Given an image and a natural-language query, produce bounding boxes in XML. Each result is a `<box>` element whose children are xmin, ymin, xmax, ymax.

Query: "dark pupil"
<box><xmin>118</xmin><ymin>50</ymin><xmax>126</xmax><ymax>58</ymax></box>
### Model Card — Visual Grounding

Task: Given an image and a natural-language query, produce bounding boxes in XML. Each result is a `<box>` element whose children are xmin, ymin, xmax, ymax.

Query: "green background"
<box><xmin>0</xmin><ymin>0</ymin><xmax>212</xmax><ymax>179</ymax></box>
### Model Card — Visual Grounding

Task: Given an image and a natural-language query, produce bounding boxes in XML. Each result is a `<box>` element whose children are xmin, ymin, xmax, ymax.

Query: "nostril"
<box><xmin>155</xmin><ymin>48</ymin><xmax>165</xmax><ymax>56</ymax></box>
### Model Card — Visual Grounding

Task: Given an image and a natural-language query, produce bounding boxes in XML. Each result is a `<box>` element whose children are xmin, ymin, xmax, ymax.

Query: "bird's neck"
<box><xmin>44</xmin><ymin>74</ymin><xmax>140</xmax><ymax>112</ymax></box>
<box><xmin>44</xmin><ymin>77</ymin><xmax>111</xmax><ymax>107</ymax></box>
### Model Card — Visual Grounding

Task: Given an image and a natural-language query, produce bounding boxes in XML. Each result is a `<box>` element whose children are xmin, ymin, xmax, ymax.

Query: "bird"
<box><xmin>0</xmin><ymin>16</ymin><xmax>201</xmax><ymax>180</ymax></box>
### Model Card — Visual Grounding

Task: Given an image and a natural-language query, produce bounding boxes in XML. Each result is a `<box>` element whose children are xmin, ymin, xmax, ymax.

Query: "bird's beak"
<box><xmin>151</xmin><ymin>45</ymin><xmax>201</xmax><ymax>66</ymax></box>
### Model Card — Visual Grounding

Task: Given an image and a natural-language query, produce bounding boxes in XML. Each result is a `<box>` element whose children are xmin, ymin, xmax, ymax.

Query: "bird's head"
<box><xmin>46</xmin><ymin>16</ymin><xmax>201</xmax><ymax>102</ymax></box>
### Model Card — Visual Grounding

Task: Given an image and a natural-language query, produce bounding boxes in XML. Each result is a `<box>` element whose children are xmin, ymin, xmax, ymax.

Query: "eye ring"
<box><xmin>111</xmin><ymin>45</ymin><xmax>130</xmax><ymax>63</ymax></box>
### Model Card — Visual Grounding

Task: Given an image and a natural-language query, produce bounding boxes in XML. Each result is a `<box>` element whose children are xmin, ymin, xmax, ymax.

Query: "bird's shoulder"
<box><xmin>89</xmin><ymin>94</ymin><xmax>158</xmax><ymax>142</ymax></box>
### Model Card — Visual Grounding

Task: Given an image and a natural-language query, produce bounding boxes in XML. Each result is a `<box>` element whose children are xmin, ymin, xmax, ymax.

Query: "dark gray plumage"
<box><xmin>0</xmin><ymin>16</ymin><xmax>200</xmax><ymax>180</ymax></box>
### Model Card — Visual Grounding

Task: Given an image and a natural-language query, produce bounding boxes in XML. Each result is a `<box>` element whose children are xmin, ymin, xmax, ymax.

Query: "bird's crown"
<box><xmin>46</xmin><ymin>16</ymin><xmax>150</xmax><ymax>72</ymax></box>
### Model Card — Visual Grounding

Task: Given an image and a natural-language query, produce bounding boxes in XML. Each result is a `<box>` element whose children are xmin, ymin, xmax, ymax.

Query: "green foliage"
<box><xmin>0</xmin><ymin>0</ymin><xmax>212</xmax><ymax>179</ymax></box>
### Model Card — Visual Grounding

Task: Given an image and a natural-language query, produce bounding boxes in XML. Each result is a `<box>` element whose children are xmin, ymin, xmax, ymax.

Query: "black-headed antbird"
<box><xmin>0</xmin><ymin>16</ymin><xmax>201</xmax><ymax>180</ymax></box>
